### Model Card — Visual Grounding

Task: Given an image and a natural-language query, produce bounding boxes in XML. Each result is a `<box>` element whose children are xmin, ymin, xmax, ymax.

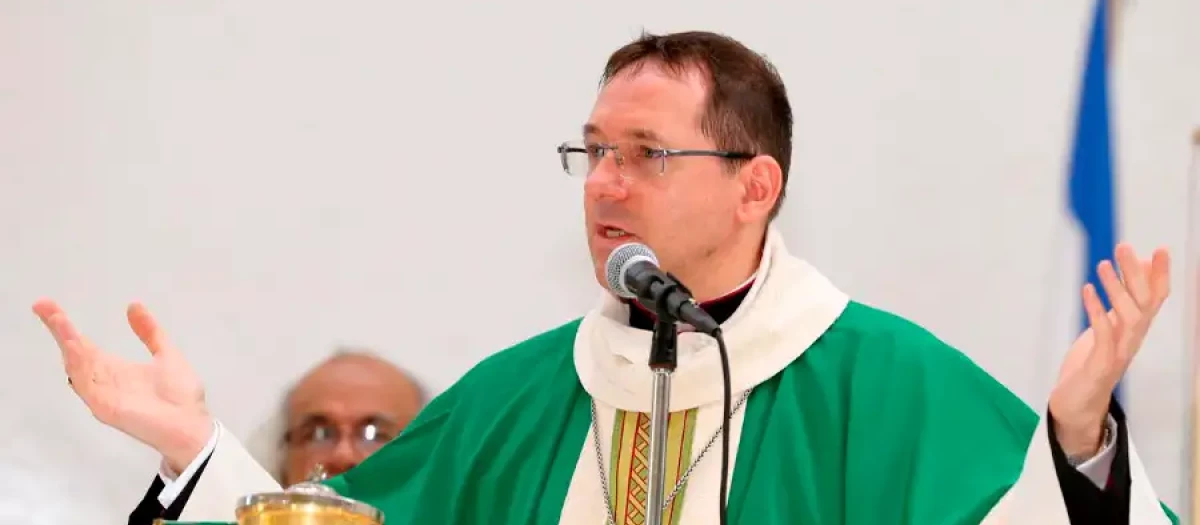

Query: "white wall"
<box><xmin>1</xmin><ymin>0</ymin><xmax>1196</xmax><ymax>522</ymax></box>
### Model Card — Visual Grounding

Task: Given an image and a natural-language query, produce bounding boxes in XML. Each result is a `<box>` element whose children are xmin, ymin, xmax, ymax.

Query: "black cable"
<box><xmin>714</xmin><ymin>328</ymin><xmax>732</xmax><ymax>525</ymax></box>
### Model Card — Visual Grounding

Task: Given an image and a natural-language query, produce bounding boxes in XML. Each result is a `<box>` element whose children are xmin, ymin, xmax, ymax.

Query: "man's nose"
<box><xmin>323</xmin><ymin>439</ymin><xmax>362</xmax><ymax>474</ymax></box>
<box><xmin>584</xmin><ymin>153</ymin><xmax>629</xmax><ymax>202</ymax></box>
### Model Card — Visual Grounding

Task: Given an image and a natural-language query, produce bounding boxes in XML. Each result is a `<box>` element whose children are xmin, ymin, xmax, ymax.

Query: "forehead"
<box><xmin>287</xmin><ymin>357</ymin><xmax>415</xmax><ymax>419</ymax></box>
<box><xmin>586</xmin><ymin>62</ymin><xmax>709</xmax><ymax>144</ymax></box>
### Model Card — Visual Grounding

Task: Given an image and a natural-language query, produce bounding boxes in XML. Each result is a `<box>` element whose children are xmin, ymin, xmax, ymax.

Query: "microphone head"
<box><xmin>604</xmin><ymin>243</ymin><xmax>658</xmax><ymax>299</ymax></box>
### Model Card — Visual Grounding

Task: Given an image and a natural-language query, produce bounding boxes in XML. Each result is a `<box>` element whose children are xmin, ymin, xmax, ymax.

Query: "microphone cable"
<box><xmin>713</xmin><ymin>327</ymin><xmax>733</xmax><ymax>525</ymax></box>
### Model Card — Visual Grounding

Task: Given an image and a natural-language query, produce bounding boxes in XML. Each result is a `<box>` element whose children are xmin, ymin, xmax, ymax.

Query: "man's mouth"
<box><xmin>602</xmin><ymin>227</ymin><xmax>630</xmax><ymax>239</ymax></box>
<box><xmin>596</xmin><ymin>223</ymin><xmax>638</xmax><ymax>241</ymax></box>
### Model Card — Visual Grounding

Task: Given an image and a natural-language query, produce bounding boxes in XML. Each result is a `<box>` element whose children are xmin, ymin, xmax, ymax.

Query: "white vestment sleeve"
<box><xmin>1072</xmin><ymin>415</ymin><xmax>1118</xmax><ymax>489</ymax></box>
<box><xmin>166</xmin><ymin>420</ymin><xmax>282</xmax><ymax>521</ymax></box>
<box><xmin>980</xmin><ymin>417</ymin><xmax>1171</xmax><ymax>524</ymax></box>
<box><xmin>157</xmin><ymin>420</ymin><xmax>222</xmax><ymax>506</ymax></box>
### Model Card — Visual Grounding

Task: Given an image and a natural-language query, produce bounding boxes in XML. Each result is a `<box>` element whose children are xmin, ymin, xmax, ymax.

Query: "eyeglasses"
<box><xmin>283</xmin><ymin>419</ymin><xmax>399</xmax><ymax>453</ymax></box>
<box><xmin>556</xmin><ymin>140</ymin><xmax>754</xmax><ymax>180</ymax></box>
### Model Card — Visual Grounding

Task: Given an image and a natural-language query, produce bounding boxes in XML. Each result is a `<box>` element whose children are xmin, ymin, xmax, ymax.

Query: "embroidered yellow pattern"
<box><xmin>609</xmin><ymin>408</ymin><xmax>699</xmax><ymax>525</ymax></box>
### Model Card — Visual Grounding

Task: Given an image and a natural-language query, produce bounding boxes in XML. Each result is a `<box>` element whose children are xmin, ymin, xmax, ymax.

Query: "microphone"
<box><xmin>606</xmin><ymin>242</ymin><xmax>735</xmax><ymax>525</ymax></box>
<box><xmin>604</xmin><ymin>243</ymin><xmax>721</xmax><ymax>336</ymax></box>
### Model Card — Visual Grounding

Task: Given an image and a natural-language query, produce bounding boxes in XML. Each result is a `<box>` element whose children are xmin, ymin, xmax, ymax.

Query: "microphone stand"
<box><xmin>645</xmin><ymin>317</ymin><xmax>677</xmax><ymax>525</ymax></box>
<box><xmin>639</xmin><ymin>272</ymin><xmax>692</xmax><ymax>525</ymax></box>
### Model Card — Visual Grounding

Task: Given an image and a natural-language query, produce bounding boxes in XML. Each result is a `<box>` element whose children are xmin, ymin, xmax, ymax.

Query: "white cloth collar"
<box><xmin>574</xmin><ymin>228</ymin><xmax>851</xmax><ymax>412</ymax></box>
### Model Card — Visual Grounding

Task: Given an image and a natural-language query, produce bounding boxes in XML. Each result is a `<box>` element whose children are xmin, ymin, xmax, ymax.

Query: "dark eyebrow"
<box><xmin>292</xmin><ymin>414</ymin><xmax>331</xmax><ymax>429</ymax></box>
<box><xmin>582</xmin><ymin>124</ymin><xmax>663</xmax><ymax>143</ymax></box>
<box><xmin>627</xmin><ymin>128</ymin><xmax>663</xmax><ymax>143</ymax></box>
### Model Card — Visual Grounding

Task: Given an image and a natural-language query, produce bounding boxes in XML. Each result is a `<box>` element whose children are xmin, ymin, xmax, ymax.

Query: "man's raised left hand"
<box><xmin>1049</xmin><ymin>243</ymin><xmax>1171</xmax><ymax>458</ymax></box>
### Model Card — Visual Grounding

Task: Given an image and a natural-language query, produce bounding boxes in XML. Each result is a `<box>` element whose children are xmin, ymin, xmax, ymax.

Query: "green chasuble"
<box><xmin>162</xmin><ymin>229</ymin><xmax>1176</xmax><ymax>525</ymax></box>
<box><xmin>317</xmin><ymin>303</ymin><xmax>1057</xmax><ymax>524</ymax></box>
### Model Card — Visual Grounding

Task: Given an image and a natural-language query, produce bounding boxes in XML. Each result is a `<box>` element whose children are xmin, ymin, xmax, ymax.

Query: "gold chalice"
<box><xmin>234</xmin><ymin>465</ymin><xmax>384</xmax><ymax>525</ymax></box>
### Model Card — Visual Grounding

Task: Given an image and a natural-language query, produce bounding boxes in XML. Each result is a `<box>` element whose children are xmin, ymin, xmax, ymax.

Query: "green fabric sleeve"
<box><xmin>323</xmin><ymin>372</ymin><xmax>461</xmax><ymax>500</ymax></box>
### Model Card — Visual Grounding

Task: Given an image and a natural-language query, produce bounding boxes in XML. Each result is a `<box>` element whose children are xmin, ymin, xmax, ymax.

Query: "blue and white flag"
<box><xmin>1067</xmin><ymin>0</ymin><xmax>1119</xmax><ymax>397</ymax></box>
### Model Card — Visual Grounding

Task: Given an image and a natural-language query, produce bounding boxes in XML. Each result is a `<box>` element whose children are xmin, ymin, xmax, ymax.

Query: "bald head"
<box><xmin>281</xmin><ymin>351</ymin><xmax>424</xmax><ymax>486</ymax></box>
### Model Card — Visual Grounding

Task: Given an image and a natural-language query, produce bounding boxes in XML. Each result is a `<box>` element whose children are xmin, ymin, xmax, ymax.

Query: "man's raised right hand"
<box><xmin>33</xmin><ymin>299</ymin><xmax>214</xmax><ymax>473</ymax></box>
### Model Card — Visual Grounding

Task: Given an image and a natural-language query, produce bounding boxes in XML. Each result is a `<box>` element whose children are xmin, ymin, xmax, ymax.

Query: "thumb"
<box><xmin>127</xmin><ymin>302</ymin><xmax>172</xmax><ymax>356</ymax></box>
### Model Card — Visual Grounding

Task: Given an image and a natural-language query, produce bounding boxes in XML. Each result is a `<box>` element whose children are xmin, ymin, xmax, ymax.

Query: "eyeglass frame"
<box><xmin>281</xmin><ymin>416</ymin><xmax>401</xmax><ymax>453</ymax></box>
<box><xmin>556</xmin><ymin>140</ymin><xmax>756</xmax><ymax>179</ymax></box>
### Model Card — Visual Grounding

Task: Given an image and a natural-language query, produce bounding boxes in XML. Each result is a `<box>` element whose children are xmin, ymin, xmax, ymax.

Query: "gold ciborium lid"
<box><xmin>235</xmin><ymin>465</ymin><xmax>384</xmax><ymax>525</ymax></box>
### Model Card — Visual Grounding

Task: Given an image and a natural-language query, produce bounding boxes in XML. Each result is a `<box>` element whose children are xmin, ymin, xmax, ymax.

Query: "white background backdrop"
<box><xmin>1</xmin><ymin>0</ymin><xmax>1197</xmax><ymax>523</ymax></box>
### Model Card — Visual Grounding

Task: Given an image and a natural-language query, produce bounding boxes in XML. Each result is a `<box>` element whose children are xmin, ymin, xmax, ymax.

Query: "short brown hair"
<box><xmin>601</xmin><ymin>31</ymin><xmax>793</xmax><ymax>219</ymax></box>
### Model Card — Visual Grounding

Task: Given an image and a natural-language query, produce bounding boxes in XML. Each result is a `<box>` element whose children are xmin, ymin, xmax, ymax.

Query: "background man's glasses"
<box><xmin>284</xmin><ymin>421</ymin><xmax>399</xmax><ymax>453</ymax></box>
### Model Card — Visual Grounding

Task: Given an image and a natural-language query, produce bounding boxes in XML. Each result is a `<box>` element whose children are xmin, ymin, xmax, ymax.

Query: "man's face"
<box><xmin>281</xmin><ymin>355</ymin><xmax>422</xmax><ymax>486</ymax></box>
<box><xmin>582</xmin><ymin>63</ymin><xmax>746</xmax><ymax>293</ymax></box>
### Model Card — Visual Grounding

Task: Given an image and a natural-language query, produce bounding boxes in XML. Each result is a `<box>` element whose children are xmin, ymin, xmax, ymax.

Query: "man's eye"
<box><xmin>310</xmin><ymin>425</ymin><xmax>336</xmax><ymax>442</ymax></box>
<box><xmin>361</xmin><ymin>423</ymin><xmax>396</xmax><ymax>442</ymax></box>
<box><xmin>585</xmin><ymin>145</ymin><xmax>606</xmax><ymax>158</ymax></box>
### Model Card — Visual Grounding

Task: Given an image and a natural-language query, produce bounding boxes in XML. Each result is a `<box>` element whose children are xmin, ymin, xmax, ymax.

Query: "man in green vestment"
<box><xmin>35</xmin><ymin>31</ymin><xmax>1178</xmax><ymax>525</ymax></box>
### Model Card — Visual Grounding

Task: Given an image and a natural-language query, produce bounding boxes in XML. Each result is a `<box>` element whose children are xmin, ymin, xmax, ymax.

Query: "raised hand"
<box><xmin>1049</xmin><ymin>243</ymin><xmax>1171</xmax><ymax>457</ymax></box>
<box><xmin>33</xmin><ymin>299</ymin><xmax>214</xmax><ymax>472</ymax></box>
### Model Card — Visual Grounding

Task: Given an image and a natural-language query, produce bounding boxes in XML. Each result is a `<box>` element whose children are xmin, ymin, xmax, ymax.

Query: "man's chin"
<box><xmin>591</xmin><ymin>265</ymin><xmax>609</xmax><ymax>293</ymax></box>
<box><xmin>587</xmin><ymin>245</ymin><xmax>609</xmax><ymax>281</ymax></box>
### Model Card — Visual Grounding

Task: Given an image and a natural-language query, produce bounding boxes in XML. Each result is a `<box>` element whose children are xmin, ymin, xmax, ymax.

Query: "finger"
<box><xmin>1082</xmin><ymin>284</ymin><xmax>1116</xmax><ymax>369</ymax></box>
<box><xmin>1097</xmin><ymin>260</ymin><xmax>1139</xmax><ymax>328</ymax></box>
<box><xmin>1113</xmin><ymin>244</ymin><xmax>1150</xmax><ymax>309</ymax></box>
<box><xmin>1147</xmin><ymin>247</ymin><xmax>1171</xmax><ymax>310</ymax></box>
<box><xmin>40</xmin><ymin>313</ymin><xmax>72</xmax><ymax>355</ymax></box>
<box><xmin>1107</xmin><ymin>308</ymin><xmax>1119</xmax><ymax>327</ymax></box>
<box><xmin>32</xmin><ymin>298</ymin><xmax>62</xmax><ymax>322</ymax></box>
<box><xmin>127</xmin><ymin>302</ymin><xmax>171</xmax><ymax>356</ymax></box>
<box><xmin>33</xmin><ymin>299</ymin><xmax>72</xmax><ymax>345</ymax></box>
<box><xmin>33</xmin><ymin>300</ymin><xmax>104</xmax><ymax>353</ymax></box>
<box><xmin>47</xmin><ymin>314</ymin><xmax>95</xmax><ymax>376</ymax></box>
<box><xmin>33</xmin><ymin>300</ymin><xmax>84</xmax><ymax>357</ymax></box>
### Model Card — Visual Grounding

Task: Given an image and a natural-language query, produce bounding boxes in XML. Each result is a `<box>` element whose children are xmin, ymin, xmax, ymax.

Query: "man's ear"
<box><xmin>736</xmin><ymin>155</ymin><xmax>783</xmax><ymax>223</ymax></box>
